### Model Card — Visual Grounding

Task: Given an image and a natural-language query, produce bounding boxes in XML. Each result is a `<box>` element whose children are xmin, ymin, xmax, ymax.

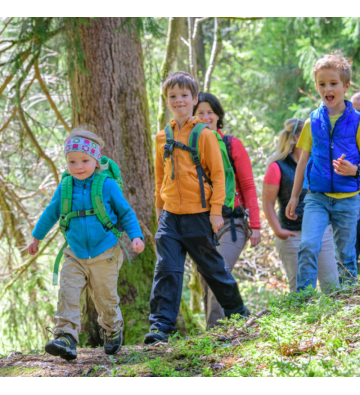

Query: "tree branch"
<box><xmin>157</xmin><ymin>17</ymin><xmax>182</xmax><ymax>131</ymax></box>
<box><xmin>16</xmin><ymin>82</ymin><xmax>60</xmax><ymax>185</ymax></box>
<box><xmin>34</xmin><ymin>61</ymin><xmax>71</xmax><ymax>132</ymax></box>
<box><xmin>0</xmin><ymin>229</ymin><xmax>59</xmax><ymax>302</ymax></box>
<box><xmin>204</xmin><ymin>18</ymin><xmax>222</xmax><ymax>92</ymax></box>
<box><xmin>0</xmin><ymin>75</ymin><xmax>35</xmax><ymax>133</ymax></box>
<box><xmin>0</xmin><ymin>172</ymin><xmax>35</xmax><ymax>229</ymax></box>
<box><xmin>0</xmin><ymin>17</ymin><xmax>13</xmax><ymax>37</ymax></box>
<box><xmin>0</xmin><ymin>50</ymin><xmax>31</xmax><ymax>96</ymax></box>
<box><xmin>179</xmin><ymin>35</ymin><xmax>189</xmax><ymax>47</ymax></box>
<box><xmin>187</xmin><ymin>17</ymin><xmax>197</xmax><ymax>81</ymax></box>
<box><xmin>192</xmin><ymin>17</ymin><xmax>210</xmax><ymax>41</ymax></box>
<box><xmin>218</xmin><ymin>17</ymin><xmax>263</xmax><ymax>21</ymax></box>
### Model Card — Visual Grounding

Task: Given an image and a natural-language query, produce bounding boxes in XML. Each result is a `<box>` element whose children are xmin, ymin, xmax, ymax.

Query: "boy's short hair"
<box><xmin>162</xmin><ymin>71</ymin><xmax>199</xmax><ymax>99</ymax></box>
<box><xmin>313</xmin><ymin>53</ymin><xmax>351</xmax><ymax>85</ymax></box>
<box><xmin>65</xmin><ymin>123</ymin><xmax>105</xmax><ymax>148</ymax></box>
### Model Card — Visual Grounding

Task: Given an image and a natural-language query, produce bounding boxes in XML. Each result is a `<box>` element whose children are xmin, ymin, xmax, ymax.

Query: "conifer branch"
<box><xmin>34</xmin><ymin>61</ymin><xmax>71</xmax><ymax>132</ymax></box>
<box><xmin>0</xmin><ymin>75</ymin><xmax>35</xmax><ymax>133</ymax></box>
<box><xmin>0</xmin><ymin>17</ymin><xmax>13</xmax><ymax>36</ymax></box>
<box><xmin>0</xmin><ymin>229</ymin><xmax>59</xmax><ymax>302</ymax></box>
<box><xmin>16</xmin><ymin>82</ymin><xmax>60</xmax><ymax>185</ymax></box>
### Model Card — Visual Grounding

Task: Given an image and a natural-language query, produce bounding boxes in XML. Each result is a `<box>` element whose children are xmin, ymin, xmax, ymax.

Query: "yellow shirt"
<box><xmin>297</xmin><ymin>114</ymin><xmax>360</xmax><ymax>199</ymax></box>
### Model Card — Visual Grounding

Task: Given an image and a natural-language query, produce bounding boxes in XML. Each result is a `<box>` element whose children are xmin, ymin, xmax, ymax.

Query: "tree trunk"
<box><xmin>195</xmin><ymin>22</ymin><xmax>206</xmax><ymax>89</ymax></box>
<box><xmin>68</xmin><ymin>17</ymin><xmax>157</xmax><ymax>345</ymax></box>
<box><xmin>157</xmin><ymin>17</ymin><xmax>182</xmax><ymax>132</ymax></box>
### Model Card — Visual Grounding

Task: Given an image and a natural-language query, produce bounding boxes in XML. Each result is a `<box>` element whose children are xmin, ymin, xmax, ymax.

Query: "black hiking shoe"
<box><xmin>144</xmin><ymin>330</ymin><xmax>170</xmax><ymax>344</ymax></box>
<box><xmin>238</xmin><ymin>305</ymin><xmax>251</xmax><ymax>319</ymax></box>
<box><xmin>45</xmin><ymin>329</ymin><xmax>77</xmax><ymax>361</ymax></box>
<box><xmin>100</xmin><ymin>328</ymin><xmax>122</xmax><ymax>355</ymax></box>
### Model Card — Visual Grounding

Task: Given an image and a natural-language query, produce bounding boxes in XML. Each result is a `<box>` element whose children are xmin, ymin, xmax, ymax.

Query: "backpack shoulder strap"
<box><xmin>188</xmin><ymin>123</ymin><xmax>212</xmax><ymax>208</ymax></box>
<box><xmin>164</xmin><ymin>124</ymin><xmax>173</xmax><ymax>142</ymax></box>
<box><xmin>59</xmin><ymin>176</ymin><xmax>73</xmax><ymax>237</ymax></box>
<box><xmin>222</xmin><ymin>134</ymin><xmax>236</xmax><ymax>173</ymax></box>
<box><xmin>91</xmin><ymin>173</ymin><xmax>122</xmax><ymax>239</ymax></box>
<box><xmin>163</xmin><ymin>124</ymin><xmax>175</xmax><ymax>179</ymax></box>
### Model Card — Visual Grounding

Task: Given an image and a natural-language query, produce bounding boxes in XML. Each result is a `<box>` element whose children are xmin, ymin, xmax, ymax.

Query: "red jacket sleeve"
<box><xmin>231</xmin><ymin>137</ymin><xmax>261</xmax><ymax>229</ymax></box>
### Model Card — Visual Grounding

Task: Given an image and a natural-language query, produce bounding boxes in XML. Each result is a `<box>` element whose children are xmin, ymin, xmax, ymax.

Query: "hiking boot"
<box><xmin>144</xmin><ymin>330</ymin><xmax>170</xmax><ymax>344</ymax></box>
<box><xmin>45</xmin><ymin>329</ymin><xmax>77</xmax><ymax>361</ymax></box>
<box><xmin>238</xmin><ymin>305</ymin><xmax>251</xmax><ymax>319</ymax></box>
<box><xmin>100</xmin><ymin>328</ymin><xmax>122</xmax><ymax>355</ymax></box>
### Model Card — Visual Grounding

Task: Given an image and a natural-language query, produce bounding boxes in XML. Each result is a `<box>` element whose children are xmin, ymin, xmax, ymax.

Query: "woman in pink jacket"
<box><xmin>194</xmin><ymin>92</ymin><xmax>261</xmax><ymax>329</ymax></box>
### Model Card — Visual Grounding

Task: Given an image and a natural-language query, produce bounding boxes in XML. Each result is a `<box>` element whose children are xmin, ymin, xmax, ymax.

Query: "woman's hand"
<box><xmin>249</xmin><ymin>229</ymin><xmax>261</xmax><ymax>247</ymax></box>
<box><xmin>210</xmin><ymin>215</ymin><xmax>224</xmax><ymax>233</ymax></box>
<box><xmin>286</xmin><ymin>197</ymin><xmax>299</xmax><ymax>220</ymax></box>
<box><xmin>28</xmin><ymin>238</ymin><xmax>40</xmax><ymax>255</ymax></box>
<box><xmin>132</xmin><ymin>237</ymin><xmax>145</xmax><ymax>253</ymax></box>
<box><xmin>275</xmin><ymin>229</ymin><xmax>297</xmax><ymax>240</ymax></box>
<box><xmin>333</xmin><ymin>159</ymin><xmax>357</xmax><ymax>177</ymax></box>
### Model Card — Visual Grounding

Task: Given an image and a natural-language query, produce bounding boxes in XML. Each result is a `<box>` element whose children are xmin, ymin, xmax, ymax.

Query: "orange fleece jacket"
<box><xmin>155</xmin><ymin>117</ymin><xmax>225</xmax><ymax>216</ymax></box>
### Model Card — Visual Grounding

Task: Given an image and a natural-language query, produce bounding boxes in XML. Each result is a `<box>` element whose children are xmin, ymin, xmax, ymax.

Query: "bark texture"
<box><xmin>68</xmin><ymin>18</ymin><xmax>156</xmax><ymax>345</ymax></box>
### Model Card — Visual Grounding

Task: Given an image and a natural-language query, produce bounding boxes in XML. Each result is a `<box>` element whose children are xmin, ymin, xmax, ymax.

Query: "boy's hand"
<box><xmin>28</xmin><ymin>238</ymin><xmax>40</xmax><ymax>255</ymax></box>
<box><xmin>285</xmin><ymin>197</ymin><xmax>299</xmax><ymax>221</ymax></box>
<box><xmin>156</xmin><ymin>207</ymin><xmax>163</xmax><ymax>224</ymax></box>
<box><xmin>210</xmin><ymin>215</ymin><xmax>224</xmax><ymax>233</ymax></box>
<box><xmin>276</xmin><ymin>229</ymin><xmax>297</xmax><ymax>240</ymax></box>
<box><xmin>132</xmin><ymin>237</ymin><xmax>145</xmax><ymax>253</ymax></box>
<box><xmin>333</xmin><ymin>159</ymin><xmax>357</xmax><ymax>177</ymax></box>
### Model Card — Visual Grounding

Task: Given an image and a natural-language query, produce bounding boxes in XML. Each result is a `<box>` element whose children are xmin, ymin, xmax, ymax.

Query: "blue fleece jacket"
<box><xmin>32</xmin><ymin>174</ymin><xmax>143</xmax><ymax>259</ymax></box>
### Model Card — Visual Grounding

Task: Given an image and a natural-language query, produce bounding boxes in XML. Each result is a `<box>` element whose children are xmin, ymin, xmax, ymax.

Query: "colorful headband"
<box><xmin>64</xmin><ymin>137</ymin><xmax>101</xmax><ymax>163</ymax></box>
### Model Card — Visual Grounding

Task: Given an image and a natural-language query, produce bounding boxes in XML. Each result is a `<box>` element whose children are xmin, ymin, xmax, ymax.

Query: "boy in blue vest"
<box><xmin>286</xmin><ymin>54</ymin><xmax>360</xmax><ymax>292</ymax></box>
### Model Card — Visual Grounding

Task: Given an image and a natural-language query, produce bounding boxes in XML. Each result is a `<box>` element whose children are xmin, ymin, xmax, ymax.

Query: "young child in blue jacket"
<box><xmin>28</xmin><ymin>125</ymin><xmax>144</xmax><ymax>360</ymax></box>
<box><xmin>286</xmin><ymin>54</ymin><xmax>360</xmax><ymax>292</ymax></box>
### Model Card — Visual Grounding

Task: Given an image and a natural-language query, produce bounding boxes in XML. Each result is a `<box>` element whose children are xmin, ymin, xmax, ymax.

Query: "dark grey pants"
<box><xmin>149</xmin><ymin>211</ymin><xmax>245</xmax><ymax>333</ymax></box>
<box><xmin>199</xmin><ymin>217</ymin><xmax>248</xmax><ymax>329</ymax></box>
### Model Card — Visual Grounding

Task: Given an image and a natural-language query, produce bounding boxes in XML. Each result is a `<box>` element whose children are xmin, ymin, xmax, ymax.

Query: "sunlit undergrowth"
<box><xmin>2</xmin><ymin>285</ymin><xmax>360</xmax><ymax>377</ymax></box>
<box><xmin>109</xmin><ymin>285</ymin><xmax>360</xmax><ymax>377</ymax></box>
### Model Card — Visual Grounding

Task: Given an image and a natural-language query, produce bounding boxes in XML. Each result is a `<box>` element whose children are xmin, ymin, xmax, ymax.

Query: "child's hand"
<box><xmin>285</xmin><ymin>197</ymin><xmax>299</xmax><ymax>221</ymax></box>
<box><xmin>333</xmin><ymin>159</ymin><xmax>357</xmax><ymax>177</ymax></box>
<box><xmin>132</xmin><ymin>237</ymin><xmax>145</xmax><ymax>253</ymax></box>
<box><xmin>210</xmin><ymin>215</ymin><xmax>224</xmax><ymax>233</ymax></box>
<box><xmin>28</xmin><ymin>238</ymin><xmax>40</xmax><ymax>255</ymax></box>
<box><xmin>156</xmin><ymin>207</ymin><xmax>163</xmax><ymax>224</ymax></box>
<box><xmin>276</xmin><ymin>229</ymin><xmax>297</xmax><ymax>240</ymax></box>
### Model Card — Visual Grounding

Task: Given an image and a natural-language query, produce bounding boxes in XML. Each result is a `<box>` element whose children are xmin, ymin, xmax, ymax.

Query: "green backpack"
<box><xmin>163</xmin><ymin>123</ymin><xmax>235</xmax><ymax>211</ymax></box>
<box><xmin>53</xmin><ymin>156</ymin><xmax>128</xmax><ymax>286</ymax></box>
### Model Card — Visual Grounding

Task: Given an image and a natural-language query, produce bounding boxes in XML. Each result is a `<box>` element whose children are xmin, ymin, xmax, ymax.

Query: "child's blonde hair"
<box><xmin>313</xmin><ymin>53</ymin><xmax>351</xmax><ymax>85</ymax></box>
<box><xmin>267</xmin><ymin>118</ymin><xmax>304</xmax><ymax>166</ymax></box>
<box><xmin>65</xmin><ymin>123</ymin><xmax>105</xmax><ymax>148</ymax></box>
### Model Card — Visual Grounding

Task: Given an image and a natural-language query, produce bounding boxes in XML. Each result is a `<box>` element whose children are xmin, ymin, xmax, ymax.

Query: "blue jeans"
<box><xmin>297</xmin><ymin>191</ymin><xmax>360</xmax><ymax>292</ymax></box>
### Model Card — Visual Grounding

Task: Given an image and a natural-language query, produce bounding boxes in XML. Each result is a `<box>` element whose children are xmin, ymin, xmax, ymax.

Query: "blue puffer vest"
<box><xmin>304</xmin><ymin>100</ymin><xmax>360</xmax><ymax>193</ymax></box>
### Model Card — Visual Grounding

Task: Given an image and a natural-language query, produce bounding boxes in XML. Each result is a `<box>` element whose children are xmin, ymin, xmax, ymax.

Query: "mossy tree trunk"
<box><xmin>68</xmin><ymin>17</ymin><xmax>156</xmax><ymax>345</ymax></box>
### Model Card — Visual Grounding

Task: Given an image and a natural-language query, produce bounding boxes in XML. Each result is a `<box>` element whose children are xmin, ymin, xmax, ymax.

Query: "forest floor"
<box><xmin>1</xmin><ymin>284</ymin><xmax>360</xmax><ymax>377</ymax></box>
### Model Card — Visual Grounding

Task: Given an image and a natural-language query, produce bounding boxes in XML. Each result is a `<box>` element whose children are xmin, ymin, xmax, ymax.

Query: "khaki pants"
<box><xmin>198</xmin><ymin>217</ymin><xmax>249</xmax><ymax>329</ymax></box>
<box><xmin>53</xmin><ymin>244</ymin><xmax>123</xmax><ymax>343</ymax></box>
<box><xmin>275</xmin><ymin>224</ymin><xmax>339</xmax><ymax>293</ymax></box>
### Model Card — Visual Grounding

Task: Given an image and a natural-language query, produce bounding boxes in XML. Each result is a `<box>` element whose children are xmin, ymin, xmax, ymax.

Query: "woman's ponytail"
<box><xmin>267</xmin><ymin>118</ymin><xmax>304</xmax><ymax>166</ymax></box>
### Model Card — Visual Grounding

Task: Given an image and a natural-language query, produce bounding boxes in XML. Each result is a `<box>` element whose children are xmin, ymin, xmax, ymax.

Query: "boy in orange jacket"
<box><xmin>144</xmin><ymin>72</ymin><xmax>249</xmax><ymax>344</ymax></box>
